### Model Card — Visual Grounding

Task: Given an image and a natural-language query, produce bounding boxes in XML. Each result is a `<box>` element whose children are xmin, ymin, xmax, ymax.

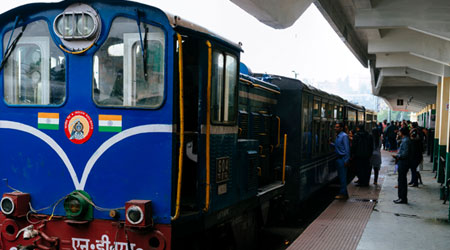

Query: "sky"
<box><xmin>1</xmin><ymin>0</ymin><xmax>371</xmax><ymax>92</ymax></box>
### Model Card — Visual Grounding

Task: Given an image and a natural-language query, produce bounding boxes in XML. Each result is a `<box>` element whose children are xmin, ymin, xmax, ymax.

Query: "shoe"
<box><xmin>394</xmin><ymin>185</ymin><xmax>398</xmax><ymax>188</ymax></box>
<box><xmin>335</xmin><ymin>194</ymin><xmax>349</xmax><ymax>200</ymax></box>
<box><xmin>411</xmin><ymin>184</ymin><xmax>419</xmax><ymax>187</ymax></box>
<box><xmin>373</xmin><ymin>182</ymin><xmax>378</xmax><ymax>185</ymax></box>
<box><xmin>393</xmin><ymin>199</ymin><xmax>407</xmax><ymax>204</ymax></box>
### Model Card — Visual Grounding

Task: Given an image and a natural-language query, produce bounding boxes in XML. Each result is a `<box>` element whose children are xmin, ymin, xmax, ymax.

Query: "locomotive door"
<box><xmin>176</xmin><ymin>34</ymin><xmax>201</xmax><ymax>211</ymax></box>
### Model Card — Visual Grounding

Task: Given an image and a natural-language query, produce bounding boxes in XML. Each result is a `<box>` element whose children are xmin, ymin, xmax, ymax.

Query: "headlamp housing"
<box><xmin>1</xmin><ymin>193</ymin><xmax>30</xmax><ymax>217</ymax></box>
<box><xmin>125</xmin><ymin>200</ymin><xmax>152</xmax><ymax>228</ymax></box>
<box><xmin>53</xmin><ymin>3</ymin><xmax>101</xmax><ymax>51</ymax></box>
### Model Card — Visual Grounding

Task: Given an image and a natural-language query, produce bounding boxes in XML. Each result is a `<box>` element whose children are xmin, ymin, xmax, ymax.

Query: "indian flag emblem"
<box><xmin>38</xmin><ymin>113</ymin><xmax>59</xmax><ymax>130</ymax></box>
<box><xmin>99</xmin><ymin>115</ymin><xmax>122</xmax><ymax>132</ymax></box>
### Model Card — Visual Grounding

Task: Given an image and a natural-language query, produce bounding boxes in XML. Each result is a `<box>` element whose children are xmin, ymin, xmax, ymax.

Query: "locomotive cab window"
<box><xmin>93</xmin><ymin>17</ymin><xmax>165</xmax><ymax>108</ymax></box>
<box><xmin>211</xmin><ymin>50</ymin><xmax>238</xmax><ymax>124</ymax></box>
<box><xmin>3</xmin><ymin>20</ymin><xmax>66</xmax><ymax>105</ymax></box>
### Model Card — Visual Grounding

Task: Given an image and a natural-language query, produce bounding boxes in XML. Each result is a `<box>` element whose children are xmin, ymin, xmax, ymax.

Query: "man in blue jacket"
<box><xmin>331</xmin><ymin>122</ymin><xmax>351</xmax><ymax>200</ymax></box>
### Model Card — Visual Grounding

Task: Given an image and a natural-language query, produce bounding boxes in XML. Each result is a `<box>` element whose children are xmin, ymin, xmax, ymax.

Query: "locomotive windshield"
<box><xmin>93</xmin><ymin>17</ymin><xmax>165</xmax><ymax>108</ymax></box>
<box><xmin>3</xmin><ymin>20</ymin><xmax>66</xmax><ymax>105</ymax></box>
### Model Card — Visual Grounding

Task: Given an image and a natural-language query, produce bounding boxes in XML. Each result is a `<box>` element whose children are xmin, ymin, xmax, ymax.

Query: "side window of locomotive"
<box><xmin>93</xmin><ymin>17</ymin><xmax>165</xmax><ymax>108</ymax></box>
<box><xmin>3</xmin><ymin>20</ymin><xmax>66</xmax><ymax>105</ymax></box>
<box><xmin>211</xmin><ymin>51</ymin><xmax>237</xmax><ymax>124</ymax></box>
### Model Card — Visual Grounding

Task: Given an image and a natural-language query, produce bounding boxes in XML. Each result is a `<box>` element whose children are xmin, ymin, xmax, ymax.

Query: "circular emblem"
<box><xmin>64</xmin><ymin>111</ymin><xmax>94</xmax><ymax>144</ymax></box>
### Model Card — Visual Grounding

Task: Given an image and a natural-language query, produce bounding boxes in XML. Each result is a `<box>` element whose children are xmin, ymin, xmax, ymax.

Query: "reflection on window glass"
<box><xmin>212</xmin><ymin>52</ymin><xmax>224</xmax><ymax>121</ymax></box>
<box><xmin>321</xmin><ymin>102</ymin><xmax>326</xmax><ymax>118</ymax></box>
<box><xmin>313</xmin><ymin>99</ymin><xmax>320</xmax><ymax>117</ymax></box>
<box><xmin>302</xmin><ymin>94</ymin><xmax>311</xmax><ymax>159</ymax></box>
<box><xmin>358</xmin><ymin>112</ymin><xmax>364</xmax><ymax>123</ymax></box>
<box><xmin>3</xmin><ymin>20</ymin><xmax>66</xmax><ymax>105</ymax></box>
<box><xmin>224</xmin><ymin>55</ymin><xmax>237</xmax><ymax>122</ymax></box>
<box><xmin>93</xmin><ymin>17</ymin><xmax>165</xmax><ymax>108</ymax></box>
<box><xmin>348</xmin><ymin>110</ymin><xmax>356</xmax><ymax>121</ymax></box>
<box><xmin>211</xmin><ymin>51</ymin><xmax>237</xmax><ymax>123</ymax></box>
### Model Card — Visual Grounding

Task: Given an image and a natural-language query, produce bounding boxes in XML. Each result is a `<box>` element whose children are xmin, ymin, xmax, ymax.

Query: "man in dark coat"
<box><xmin>352</xmin><ymin>124</ymin><xmax>373</xmax><ymax>186</ymax></box>
<box><xmin>386</xmin><ymin>121</ymin><xmax>398</xmax><ymax>151</ymax></box>
<box><xmin>393</xmin><ymin>127</ymin><xmax>411</xmax><ymax>204</ymax></box>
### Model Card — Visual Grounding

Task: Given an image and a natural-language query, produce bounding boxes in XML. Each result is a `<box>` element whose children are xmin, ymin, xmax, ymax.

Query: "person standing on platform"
<box><xmin>393</xmin><ymin>127</ymin><xmax>411</xmax><ymax>204</ymax></box>
<box><xmin>352</xmin><ymin>124</ymin><xmax>373</xmax><ymax>186</ymax></box>
<box><xmin>331</xmin><ymin>122</ymin><xmax>351</xmax><ymax>200</ymax></box>
<box><xmin>386</xmin><ymin>121</ymin><xmax>397</xmax><ymax>151</ymax></box>
<box><xmin>370</xmin><ymin>128</ymin><xmax>382</xmax><ymax>185</ymax></box>
<box><xmin>409</xmin><ymin>122</ymin><xmax>423</xmax><ymax>187</ymax></box>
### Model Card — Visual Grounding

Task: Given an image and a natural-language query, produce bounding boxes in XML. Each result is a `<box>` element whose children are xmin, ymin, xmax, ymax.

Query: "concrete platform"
<box><xmin>287</xmin><ymin>150</ymin><xmax>450</xmax><ymax>250</ymax></box>
<box><xmin>357</xmin><ymin>151</ymin><xmax>450</xmax><ymax>250</ymax></box>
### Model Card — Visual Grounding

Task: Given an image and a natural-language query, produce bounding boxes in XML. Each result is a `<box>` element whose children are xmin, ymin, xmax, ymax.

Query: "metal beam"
<box><xmin>379</xmin><ymin>67</ymin><xmax>440</xmax><ymax>86</ymax></box>
<box><xmin>230</xmin><ymin>0</ymin><xmax>314</xmax><ymax>29</ymax></box>
<box><xmin>355</xmin><ymin>0</ymin><xmax>450</xmax><ymax>41</ymax></box>
<box><xmin>375</xmin><ymin>53</ymin><xmax>443</xmax><ymax>77</ymax></box>
<box><xmin>369</xmin><ymin>29</ymin><xmax>450</xmax><ymax>65</ymax></box>
<box><xmin>378</xmin><ymin>86</ymin><xmax>437</xmax><ymax>112</ymax></box>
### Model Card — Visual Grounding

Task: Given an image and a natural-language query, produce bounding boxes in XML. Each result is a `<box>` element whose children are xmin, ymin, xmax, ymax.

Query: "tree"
<box><xmin>377</xmin><ymin>109</ymin><xmax>410</xmax><ymax>122</ymax></box>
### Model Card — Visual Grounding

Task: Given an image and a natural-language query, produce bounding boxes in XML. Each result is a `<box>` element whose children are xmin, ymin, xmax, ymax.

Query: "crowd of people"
<box><xmin>331</xmin><ymin>120</ymin><xmax>427</xmax><ymax>204</ymax></box>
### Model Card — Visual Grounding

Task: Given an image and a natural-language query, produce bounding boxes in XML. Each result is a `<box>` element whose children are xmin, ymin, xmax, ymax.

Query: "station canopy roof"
<box><xmin>231</xmin><ymin>0</ymin><xmax>445</xmax><ymax>112</ymax></box>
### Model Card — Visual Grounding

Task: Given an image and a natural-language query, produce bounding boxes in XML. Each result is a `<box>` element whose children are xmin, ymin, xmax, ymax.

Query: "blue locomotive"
<box><xmin>0</xmin><ymin>1</ymin><xmax>375</xmax><ymax>249</ymax></box>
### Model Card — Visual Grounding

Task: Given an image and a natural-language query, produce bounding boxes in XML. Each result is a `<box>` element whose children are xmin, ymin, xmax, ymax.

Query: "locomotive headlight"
<box><xmin>126</xmin><ymin>205</ymin><xmax>143</xmax><ymax>225</ymax></box>
<box><xmin>55</xmin><ymin>12</ymin><xmax>98</xmax><ymax>39</ymax></box>
<box><xmin>63</xmin><ymin>191</ymin><xmax>93</xmax><ymax>221</ymax></box>
<box><xmin>55</xmin><ymin>15</ymin><xmax>74</xmax><ymax>36</ymax></box>
<box><xmin>53</xmin><ymin>3</ymin><xmax>101</xmax><ymax>52</ymax></box>
<box><xmin>0</xmin><ymin>197</ymin><xmax>14</xmax><ymax>215</ymax></box>
<box><xmin>76</xmin><ymin>14</ymin><xmax>95</xmax><ymax>37</ymax></box>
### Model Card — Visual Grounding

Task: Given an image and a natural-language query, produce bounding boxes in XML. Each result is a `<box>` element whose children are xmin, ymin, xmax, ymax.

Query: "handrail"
<box><xmin>282</xmin><ymin>134</ymin><xmax>287</xmax><ymax>184</ymax></box>
<box><xmin>204</xmin><ymin>40</ymin><xmax>212</xmax><ymax>212</ymax></box>
<box><xmin>239</xmin><ymin>78</ymin><xmax>280</xmax><ymax>95</ymax></box>
<box><xmin>276</xmin><ymin>116</ymin><xmax>281</xmax><ymax>148</ymax></box>
<box><xmin>172</xmin><ymin>33</ymin><xmax>184</xmax><ymax>221</ymax></box>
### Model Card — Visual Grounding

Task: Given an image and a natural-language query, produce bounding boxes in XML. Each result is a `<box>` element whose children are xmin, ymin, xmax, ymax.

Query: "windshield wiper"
<box><xmin>0</xmin><ymin>24</ymin><xmax>27</xmax><ymax>72</ymax></box>
<box><xmin>136</xmin><ymin>11</ymin><xmax>148</xmax><ymax>81</ymax></box>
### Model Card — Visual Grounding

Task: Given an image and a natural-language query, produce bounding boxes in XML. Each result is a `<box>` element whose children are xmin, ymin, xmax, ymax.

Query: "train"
<box><xmin>0</xmin><ymin>1</ymin><xmax>377</xmax><ymax>249</ymax></box>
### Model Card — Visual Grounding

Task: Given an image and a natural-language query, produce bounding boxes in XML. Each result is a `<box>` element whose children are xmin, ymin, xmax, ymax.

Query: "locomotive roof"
<box><xmin>0</xmin><ymin>0</ymin><xmax>242</xmax><ymax>52</ymax></box>
<box><xmin>165</xmin><ymin>13</ymin><xmax>243</xmax><ymax>52</ymax></box>
<box><xmin>258</xmin><ymin>74</ymin><xmax>346</xmax><ymax>104</ymax></box>
<box><xmin>239</xmin><ymin>73</ymin><xmax>280</xmax><ymax>93</ymax></box>
<box><xmin>345</xmin><ymin>101</ymin><xmax>365</xmax><ymax>111</ymax></box>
